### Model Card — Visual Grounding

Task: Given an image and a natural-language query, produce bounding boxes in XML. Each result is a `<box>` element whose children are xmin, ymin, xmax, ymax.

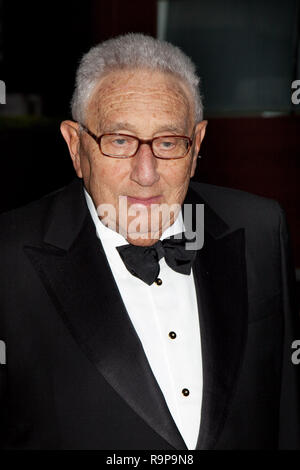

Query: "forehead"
<box><xmin>86</xmin><ymin>68</ymin><xmax>194</xmax><ymax>133</ymax></box>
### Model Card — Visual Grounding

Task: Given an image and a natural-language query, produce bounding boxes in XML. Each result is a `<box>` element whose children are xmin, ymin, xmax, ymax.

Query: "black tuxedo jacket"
<box><xmin>0</xmin><ymin>178</ymin><xmax>299</xmax><ymax>449</ymax></box>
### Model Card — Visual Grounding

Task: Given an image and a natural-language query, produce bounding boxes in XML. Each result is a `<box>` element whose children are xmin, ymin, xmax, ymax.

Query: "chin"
<box><xmin>126</xmin><ymin>234</ymin><xmax>161</xmax><ymax>247</ymax></box>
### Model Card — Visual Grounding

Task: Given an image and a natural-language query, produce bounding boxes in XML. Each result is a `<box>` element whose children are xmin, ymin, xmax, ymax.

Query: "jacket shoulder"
<box><xmin>190</xmin><ymin>181</ymin><xmax>283</xmax><ymax>231</ymax></box>
<box><xmin>0</xmin><ymin>180</ymin><xmax>78</xmax><ymax>247</ymax></box>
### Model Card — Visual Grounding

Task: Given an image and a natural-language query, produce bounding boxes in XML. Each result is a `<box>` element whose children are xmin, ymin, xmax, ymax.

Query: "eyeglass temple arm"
<box><xmin>79</xmin><ymin>124</ymin><xmax>99</xmax><ymax>143</ymax></box>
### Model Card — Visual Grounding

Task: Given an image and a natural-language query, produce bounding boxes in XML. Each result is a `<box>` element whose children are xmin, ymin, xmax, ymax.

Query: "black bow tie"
<box><xmin>116</xmin><ymin>234</ymin><xmax>197</xmax><ymax>285</ymax></box>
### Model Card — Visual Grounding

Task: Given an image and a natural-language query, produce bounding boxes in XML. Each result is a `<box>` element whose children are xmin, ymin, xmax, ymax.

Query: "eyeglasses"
<box><xmin>79</xmin><ymin>124</ymin><xmax>194</xmax><ymax>159</ymax></box>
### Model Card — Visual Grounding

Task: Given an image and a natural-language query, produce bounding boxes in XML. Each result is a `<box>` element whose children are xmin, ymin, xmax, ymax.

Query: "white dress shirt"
<box><xmin>84</xmin><ymin>188</ymin><xmax>203</xmax><ymax>450</ymax></box>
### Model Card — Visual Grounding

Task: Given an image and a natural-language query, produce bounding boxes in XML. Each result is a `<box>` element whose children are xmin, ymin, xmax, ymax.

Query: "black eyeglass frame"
<box><xmin>79</xmin><ymin>123</ymin><xmax>195</xmax><ymax>160</ymax></box>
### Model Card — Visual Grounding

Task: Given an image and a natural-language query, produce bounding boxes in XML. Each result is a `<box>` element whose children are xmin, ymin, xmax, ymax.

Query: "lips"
<box><xmin>126</xmin><ymin>195</ymin><xmax>162</xmax><ymax>206</ymax></box>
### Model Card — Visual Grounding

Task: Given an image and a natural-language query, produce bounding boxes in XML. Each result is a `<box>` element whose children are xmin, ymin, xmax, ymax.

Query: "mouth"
<box><xmin>126</xmin><ymin>195</ymin><xmax>162</xmax><ymax>207</ymax></box>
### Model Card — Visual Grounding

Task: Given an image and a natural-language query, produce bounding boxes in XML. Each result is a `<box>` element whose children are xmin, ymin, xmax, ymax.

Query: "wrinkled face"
<box><xmin>61</xmin><ymin>68</ymin><xmax>207</xmax><ymax>246</ymax></box>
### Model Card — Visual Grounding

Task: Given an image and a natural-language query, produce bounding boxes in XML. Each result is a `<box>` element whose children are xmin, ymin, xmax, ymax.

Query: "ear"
<box><xmin>60</xmin><ymin>120</ymin><xmax>83</xmax><ymax>178</ymax></box>
<box><xmin>190</xmin><ymin>120</ymin><xmax>207</xmax><ymax>178</ymax></box>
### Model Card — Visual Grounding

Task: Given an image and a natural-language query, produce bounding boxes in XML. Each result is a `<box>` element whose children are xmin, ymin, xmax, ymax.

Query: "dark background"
<box><xmin>0</xmin><ymin>0</ymin><xmax>299</xmax><ymax>285</ymax></box>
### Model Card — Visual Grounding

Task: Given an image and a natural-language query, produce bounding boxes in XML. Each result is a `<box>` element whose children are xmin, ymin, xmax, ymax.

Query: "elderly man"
<box><xmin>0</xmin><ymin>33</ymin><xmax>299</xmax><ymax>450</ymax></box>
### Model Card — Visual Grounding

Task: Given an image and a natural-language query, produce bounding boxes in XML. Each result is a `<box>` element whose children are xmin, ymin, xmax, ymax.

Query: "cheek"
<box><xmin>89</xmin><ymin>158</ymin><xmax>129</xmax><ymax>196</ymax></box>
<box><xmin>161</xmin><ymin>159</ymin><xmax>192</xmax><ymax>206</ymax></box>
<box><xmin>163</xmin><ymin>158</ymin><xmax>192</xmax><ymax>188</ymax></box>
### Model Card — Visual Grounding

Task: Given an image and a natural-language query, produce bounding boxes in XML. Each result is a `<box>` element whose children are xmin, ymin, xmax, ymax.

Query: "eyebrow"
<box><xmin>103</xmin><ymin>122</ymin><xmax>188</xmax><ymax>135</ymax></box>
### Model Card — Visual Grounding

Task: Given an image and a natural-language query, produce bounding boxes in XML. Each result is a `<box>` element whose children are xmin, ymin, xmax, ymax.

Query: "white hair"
<box><xmin>71</xmin><ymin>33</ymin><xmax>203</xmax><ymax>124</ymax></box>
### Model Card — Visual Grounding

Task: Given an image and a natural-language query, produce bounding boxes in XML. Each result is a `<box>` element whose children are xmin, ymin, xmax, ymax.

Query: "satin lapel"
<box><xmin>184</xmin><ymin>187</ymin><xmax>248</xmax><ymax>450</ymax></box>
<box><xmin>24</xmin><ymin>180</ymin><xmax>186</xmax><ymax>450</ymax></box>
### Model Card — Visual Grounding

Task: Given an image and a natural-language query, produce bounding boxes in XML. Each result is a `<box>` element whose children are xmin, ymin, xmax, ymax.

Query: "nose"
<box><xmin>130</xmin><ymin>143</ymin><xmax>160</xmax><ymax>186</ymax></box>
